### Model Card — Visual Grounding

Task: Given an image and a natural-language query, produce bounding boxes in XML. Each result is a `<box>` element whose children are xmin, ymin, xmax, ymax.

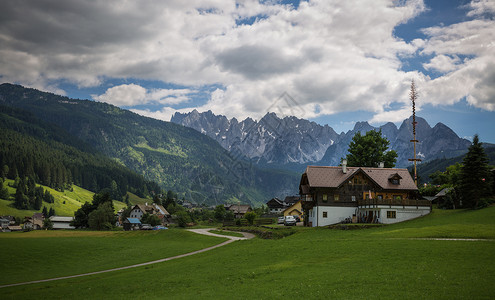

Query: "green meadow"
<box><xmin>1</xmin><ymin>207</ymin><xmax>494</xmax><ymax>299</ymax></box>
<box><xmin>0</xmin><ymin>179</ymin><xmax>150</xmax><ymax>218</ymax></box>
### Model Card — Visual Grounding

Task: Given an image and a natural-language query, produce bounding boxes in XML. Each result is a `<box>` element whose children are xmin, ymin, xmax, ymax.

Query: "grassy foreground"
<box><xmin>1</xmin><ymin>207</ymin><xmax>494</xmax><ymax>299</ymax></box>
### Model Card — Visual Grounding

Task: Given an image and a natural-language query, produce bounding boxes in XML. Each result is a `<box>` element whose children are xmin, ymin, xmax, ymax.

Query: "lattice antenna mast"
<box><xmin>408</xmin><ymin>80</ymin><xmax>421</xmax><ymax>186</ymax></box>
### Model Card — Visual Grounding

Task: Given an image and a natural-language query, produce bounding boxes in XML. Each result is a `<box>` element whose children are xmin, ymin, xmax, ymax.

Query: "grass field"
<box><xmin>1</xmin><ymin>207</ymin><xmax>494</xmax><ymax>299</ymax></box>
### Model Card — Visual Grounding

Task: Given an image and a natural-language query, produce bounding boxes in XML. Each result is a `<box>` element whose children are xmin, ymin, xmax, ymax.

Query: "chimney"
<box><xmin>379</xmin><ymin>162</ymin><xmax>384</xmax><ymax>168</ymax></box>
<box><xmin>342</xmin><ymin>159</ymin><xmax>347</xmax><ymax>174</ymax></box>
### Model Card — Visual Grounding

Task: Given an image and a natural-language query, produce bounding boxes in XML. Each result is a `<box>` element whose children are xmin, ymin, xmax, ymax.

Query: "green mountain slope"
<box><xmin>0</xmin><ymin>83</ymin><xmax>299</xmax><ymax>206</ymax></box>
<box><xmin>0</xmin><ymin>105</ymin><xmax>161</xmax><ymax>199</ymax></box>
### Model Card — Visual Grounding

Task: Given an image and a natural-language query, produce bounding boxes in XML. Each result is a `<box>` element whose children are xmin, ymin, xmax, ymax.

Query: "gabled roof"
<box><xmin>132</xmin><ymin>204</ymin><xmax>170</xmax><ymax>216</ymax></box>
<box><xmin>302</xmin><ymin>166</ymin><xmax>418</xmax><ymax>191</ymax></box>
<box><xmin>283</xmin><ymin>196</ymin><xmax>301</xmax><ymax>205</ymax></box>
<box><xmin>49</xmin><ymin>216</ymin><xmax>74</xmax><ymax>222</ymax></box>
<box><xmin>266</xmin><ymin>198</ymin><xmax>285</xmax><ymax>208</ymax></box>
<box><xmin>228</xmin><ymin>205</ymin><xmax>252</xmax><ymax>214</ymax></box>
<box><xmin>435</xmin><ymin>187</ymin><xmax>452</xmax><ymax>197</ymax></box>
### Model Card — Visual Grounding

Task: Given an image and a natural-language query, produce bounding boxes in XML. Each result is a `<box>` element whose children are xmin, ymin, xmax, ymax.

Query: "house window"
<box><xmin>354</xmin><ymin>178</ymin><xmax>358</xmax><ymax>184</ymax></box>
<box><xmin>391</xmin><ymin>179</ymin><xmax>399</xmax><ymax>185</ymax></box>
<box><xmin>334</xmin><ymin>194</ymin><xmax>339</xmax><ymax>202</ymax></box>
<box><xmin>323</xmin><ymin>211</ymin><xmax>328</xmax><ymax>218</ymax></box>
<box><xmin>322</xmin><ymin>194</ymin><xmax>327</xmax><ymax>202</ymax></box>
<box><xmin>377</xmin><ymin>195</ymin><xmax>383</xmax><ymax>200</ymax></box>
<box><xmin>387</xmin><ymin>211</ymin><xmax>396</xmax><ymax>219</ymax></box>
<box><xmin>351</xmin><ymin>196</ymin><xmax>356</xmax><ymax>201</ymax></box>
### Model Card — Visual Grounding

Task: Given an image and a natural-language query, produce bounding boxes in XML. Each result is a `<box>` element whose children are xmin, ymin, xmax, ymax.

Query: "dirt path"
<box><xmin>0</xmin><ymin>228</ymin><xmax>254</xmax><ymax>289</ymax></box>
<box><xmin>187</xmin><ymin>228</ymin><xmax>255</xmax><ymax>240</ymax></box>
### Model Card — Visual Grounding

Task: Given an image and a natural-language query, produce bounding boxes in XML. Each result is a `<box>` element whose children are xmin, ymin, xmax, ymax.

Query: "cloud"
<box><xmin>93</xmin><ymin>84</ymin><xmax>193</xmax><ymax>107</ymax></box>
<box><xmin>419</xmin><ymin>5</ymin><xmax>495</xmax><ymax>111</ymax></box>
<box><xmin>466</xmin><ymin>0</ymin><xmax>495</xmax><ymax>17</ymax></box>
<box><xmin>2</xmin><ymin>0</ymin><xmax>493</xmax><ymax>125</ymax></box>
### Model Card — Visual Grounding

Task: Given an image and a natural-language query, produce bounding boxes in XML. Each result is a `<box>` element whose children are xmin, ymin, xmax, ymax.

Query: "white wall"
<box><xmin>312</xmin><ymin>206</ymin><xmax>357</xmax><ymax>227</ymax></box>
<box><xmin>130</xmin><ymin>208</ymin><xmax>144</xmax><ymax>219</ymax></box>
<box><xmin>379</xmin><ymin>206</ymin><xmax>430</xmax><ymax>224</ymax></box>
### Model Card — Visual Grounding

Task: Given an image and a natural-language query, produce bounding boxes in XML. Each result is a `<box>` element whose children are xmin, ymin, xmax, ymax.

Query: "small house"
<box><xmin>49</xmin><ymin>216</ymin><xmax>75</xmax><ymax>229</ymax></box>
<box><xmin>129</xmin><ymin>203</ymin><xmax>170</xmax><ymax>225</ymax></box>
<box><xmin>227</xmin><ymin>204</ymin><xmax>252</xmax><ymax>219</ymax></box>
<box><xmin>123</xmin><ymin>218</ymin><xmax>141</xmax><ymax>231</ymax></box>
<box><xmin>283</xmin><ymin>199</ymin><xmax>303</xmax><ymax>220</ymax></box>
<box><xmin>266</xmin><ymin>198</ymin><xmax>286</xmax><ymax>214</ymax></box>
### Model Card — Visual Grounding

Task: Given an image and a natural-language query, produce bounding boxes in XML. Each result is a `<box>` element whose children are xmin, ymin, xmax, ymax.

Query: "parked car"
<box><xmin>153</xmin><ymin>225</ymin><xmax>168</xmax><ymax>230</ymax></box>
<box><xmin>140</xmin><ymin>224</ymin><xmax>152</xmax><ymax>230</ymax></box>
<box><xmin>284</xmin><ymin>215</ymin><xmax>297</xmax><ymax>226</ymax></box>
<box><xmin>277</xmin><ymin>216</ymin><xmax>285</xmax><ymax>224</ymax></box>
<box><xmin>293</xmin><ymin>215</ymin><xmax>301</xmax><ymax>222</ymax></box>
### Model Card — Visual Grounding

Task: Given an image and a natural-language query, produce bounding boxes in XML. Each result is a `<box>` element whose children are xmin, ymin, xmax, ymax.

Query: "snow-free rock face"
<box><xmin>171</xmin><ymin>111</ymin><xmax>471</xmax><ymax>168</ymax></box>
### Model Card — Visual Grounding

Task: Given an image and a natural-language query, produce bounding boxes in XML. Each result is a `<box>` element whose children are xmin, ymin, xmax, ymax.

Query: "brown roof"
<box><xmin>303</xmin><ymin>166</ymin><xmax>418</xmax><ymax>191</ymax></box>
<box><xmin>228</xmin><ymin>205</ymin><xmax>252</xmax><ymax>214</ymax></box>
<box><xmin>133</xmin><ymin>204</ymin><xmax>170</xmax><ymax>216</ymax></box>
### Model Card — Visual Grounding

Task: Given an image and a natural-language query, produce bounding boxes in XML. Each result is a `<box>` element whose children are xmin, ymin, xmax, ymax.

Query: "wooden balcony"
<box><xmin>358</xmin><ymin>198</ymin><xmax>431</xmax><ymax>207</ymax></box>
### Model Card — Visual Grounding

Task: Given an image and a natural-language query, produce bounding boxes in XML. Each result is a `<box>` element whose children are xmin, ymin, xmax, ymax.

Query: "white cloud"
<box><xmin>2</xmin><ymin>0</ymin><xmax>494</xmax><ymax>125</ymax></box>
<box><xmin>466</xmin><ymin>0</ymin><xmax>495</xmax><ymax>17</ymax></box>
<box><xmin>418</xmin><ymin>7</ymin><xmax>495</xmax><ymax>111</ymax></box>
<box><xmin>93</xmin><ymin>84</ymin><xmax>193</xmax><ymax>107</ymax></box>
<box><xmin>423</xmin><ymin>55</ymin><xmax>461</xmax><ymax>73</ymax></box>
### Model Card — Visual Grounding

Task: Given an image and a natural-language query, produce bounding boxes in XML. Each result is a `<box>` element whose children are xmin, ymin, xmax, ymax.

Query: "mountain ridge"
<box><xmin>171</xmin><ymin>110</ymin><xmax>472</xmax><ymax>169</ymax></box>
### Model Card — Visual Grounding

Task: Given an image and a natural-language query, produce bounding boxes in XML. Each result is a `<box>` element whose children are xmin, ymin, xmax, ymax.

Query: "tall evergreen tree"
<box><xmin>459</xmin><ymin>135</ymin><xmax>492</xmax><ymax>209</ymax></box>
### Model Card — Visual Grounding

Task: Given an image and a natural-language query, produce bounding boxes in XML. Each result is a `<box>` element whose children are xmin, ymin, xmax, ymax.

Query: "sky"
<box><xmin>1</xmin><ymin>0</ymin><xmax>494</xmax><ymax>142</ymax></box>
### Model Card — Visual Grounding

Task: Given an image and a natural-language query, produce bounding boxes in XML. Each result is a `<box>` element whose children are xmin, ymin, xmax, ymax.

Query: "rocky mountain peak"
<box><xmin>172</xmin><ymin>110</ymin><xmax>471</xmax><ymax>168</ymax></box>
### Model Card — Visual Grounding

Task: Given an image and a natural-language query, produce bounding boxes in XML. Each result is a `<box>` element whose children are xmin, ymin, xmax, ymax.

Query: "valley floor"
<box><xmin>0</xmin><ymin>207</ymin><xmax>494</xmax><ymax>299</ymax></box>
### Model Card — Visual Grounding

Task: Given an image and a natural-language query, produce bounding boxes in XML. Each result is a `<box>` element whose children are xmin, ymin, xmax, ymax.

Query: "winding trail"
<box><xmin>0</xmin><ymin>228</ymin><xmax>253</xmax><ymax>289</ymax></box>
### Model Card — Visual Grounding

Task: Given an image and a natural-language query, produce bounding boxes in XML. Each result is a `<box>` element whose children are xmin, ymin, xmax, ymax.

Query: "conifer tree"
<box><xmin>459</xmin><ymin>135</ymin><xmax>492</xmax><ymax>209</ymax></box>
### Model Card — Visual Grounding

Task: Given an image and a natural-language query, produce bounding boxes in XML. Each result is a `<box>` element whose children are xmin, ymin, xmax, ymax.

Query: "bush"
<box><xmin>244</xmin><ymin>211</ymin><xmax>256</xmax><ymax>225</ymax></box>
<box><xmin>175</xmin><ymin>211</ymin><xmax>191</xmax><ymax>228</ymax></box>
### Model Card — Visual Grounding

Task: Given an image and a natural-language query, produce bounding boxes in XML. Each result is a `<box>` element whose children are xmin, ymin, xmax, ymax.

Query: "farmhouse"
<box><xmin>23</xmin><ymin>213</ymin><xmax>44</xmax><ymax>230</ymax></box>
<box><xmin>129</xmin><ymin>203</ymin><xmax>170</xmax><ymax>224</ymax></box>
<box><xmin>227</xmin><ymin>204</ymin><xmax>252</xmax><ymax>219</ymax></box>
<box><xmin>299</xmin><ymin>163</ymin><xmax>431</xmax><ymax>227</ymax></box>
<box><xmin>266</xmin><ymin>198</ymin><xmax>286</xmax><ymax>214</ymax></box>
<box><xmin>49</xmin><ymin>216</ymin><xmax>75</xmax><ymax>229</ymax></box>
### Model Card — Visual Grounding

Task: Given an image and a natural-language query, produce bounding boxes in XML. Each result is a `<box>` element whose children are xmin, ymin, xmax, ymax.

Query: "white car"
<box><xmin>277</xmin><ymin>216</ymin><xmax>285</xmax><ymax>224</ymax></box>
<box><xmin>284</xmin><ymin>215</ymin><xmax>297</xmax><ymax>226</ymax></box>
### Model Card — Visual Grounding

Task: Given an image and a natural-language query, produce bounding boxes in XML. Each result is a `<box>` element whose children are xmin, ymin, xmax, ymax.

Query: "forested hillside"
<box><xmin>0</xmin><ymin>84</ymin><xmax>299</xmax><ymax>206</ymax></box>
<box><xmin>0</xmin><ymin>105</ymin><xmax>161</xmax><ymax>201</ymax></box>
<box><xmin>413</xmin><ymin>146</ymin><xmax>495</xmax><ymax>183</ymax></box>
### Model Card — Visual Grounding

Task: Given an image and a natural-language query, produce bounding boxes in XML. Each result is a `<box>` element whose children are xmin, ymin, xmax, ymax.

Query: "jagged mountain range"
<box><xmin>171</xmin><ymin>110</ymin><xmax>472</xmax><ymax>169</ymax></box>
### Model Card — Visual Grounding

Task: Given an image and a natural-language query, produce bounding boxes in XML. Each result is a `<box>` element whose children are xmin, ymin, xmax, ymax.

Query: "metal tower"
<box><xmin>408</xmin><ymin>80</ymin><xmax>421</xmax><ymax>186</ymax></box>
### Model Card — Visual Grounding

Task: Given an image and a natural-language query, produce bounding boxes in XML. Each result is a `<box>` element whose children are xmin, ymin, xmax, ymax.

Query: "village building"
<box><xmin>129</xmin><ymin>203</ymin><xmax>170</xmax><ymax>225</ymax></box>
<box><xmin>49</xmin><ymin>216</ymin><xmax>75</xmax><ymax>229</ymax></box>
<box><xmin>123</xmin><ymin>218</ymin><xmax>141</xmax><ymax>231</ymax></box>
<box><xmin>0</xmin><ymin>217</ymin><xmax>10</xmax><ymax>229</ymax></box>
<box><xmin>23</xmin><ymin>213</ymin><xmax>44</xmax><ymax>230</ymax></box>
<box><xmin>283</xmin><ymin>199</ymin><xmax>303</xmax><ymax>220</ymax></box>
<box><xmin>299</xmin><ymin>163</ymin><xmax>431</xmax><ymax>227</ymax></box>
<box><xmin>226</xmin><ymin>204</ymin><xmax>252</xmax><ymax>219</ymax></box>
<box><xmin>266</xmin><ymin>198</ymin><xmax>286</xmax><ymax>214</ymax></box>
